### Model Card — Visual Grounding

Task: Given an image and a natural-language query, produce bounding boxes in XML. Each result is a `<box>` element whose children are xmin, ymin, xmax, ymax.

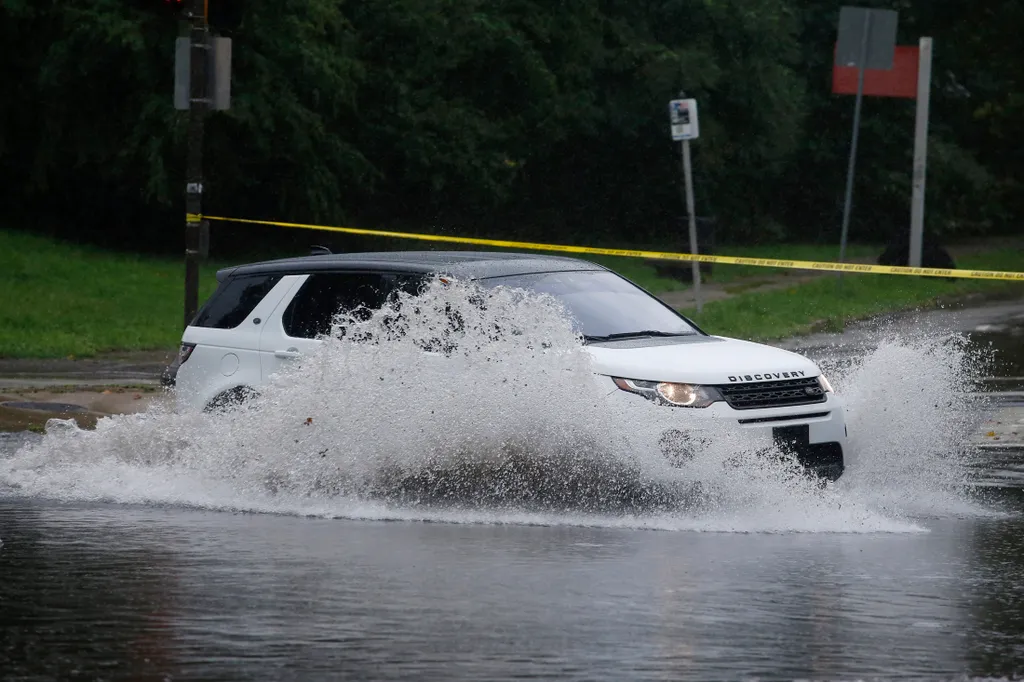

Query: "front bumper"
<box><xmin>602</xmin><ymin>384</ymin><xmax>848</xmax><ymax>480</ymax></box>
<box><xmin>769</xmin><ymin>422</ymin><xmax>845</xmax><ymax>480</ymax></box>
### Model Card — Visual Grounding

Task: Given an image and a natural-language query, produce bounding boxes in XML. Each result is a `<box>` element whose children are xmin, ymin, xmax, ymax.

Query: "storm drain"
<box><xmin>1</xmin><ymin>401</ymin><xmax>89</xmax><ymax>413</ymax></box>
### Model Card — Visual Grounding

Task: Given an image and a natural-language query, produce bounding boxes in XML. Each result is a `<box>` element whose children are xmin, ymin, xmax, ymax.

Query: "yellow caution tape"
<box><xmin>196</xmin><ymin>214</ymin><xmax>1024</xmax><ymax>282</ymax></box>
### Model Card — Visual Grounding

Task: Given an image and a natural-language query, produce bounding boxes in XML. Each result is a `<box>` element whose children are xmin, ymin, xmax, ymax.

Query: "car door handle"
<box><xmin>274</xmin><ymin>348</ymin><xmax>301</xmax><ymax>359</ymax></box>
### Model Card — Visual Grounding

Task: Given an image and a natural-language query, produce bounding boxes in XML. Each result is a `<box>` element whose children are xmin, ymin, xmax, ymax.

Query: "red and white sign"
<box><xmin>832</xmin><ymin>44</ymin><xmax>919</xmax><ymax>99</ymax></box>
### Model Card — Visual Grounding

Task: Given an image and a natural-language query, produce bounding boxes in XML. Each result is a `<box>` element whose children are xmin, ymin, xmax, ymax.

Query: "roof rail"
<box><xmin>309</xmin><ymin>245</ymin><xmax>332</xmax><ymax>256</ymax></box>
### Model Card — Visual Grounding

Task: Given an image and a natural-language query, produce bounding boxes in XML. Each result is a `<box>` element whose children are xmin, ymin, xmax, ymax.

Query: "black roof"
<box><xmin>215</xmin><ymin>250</ymin><xmax>609</xmax><ymax>282</ymax></box>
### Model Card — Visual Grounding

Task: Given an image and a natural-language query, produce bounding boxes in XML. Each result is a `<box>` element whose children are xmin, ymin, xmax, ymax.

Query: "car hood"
<box><xmin>584</xmin><ymin>335</ymin><xmax>821</xmax><ymax>385</ymax></box>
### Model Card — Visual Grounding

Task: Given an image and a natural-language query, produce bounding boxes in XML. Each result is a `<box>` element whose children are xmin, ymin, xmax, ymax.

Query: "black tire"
<box><xmin>205</xmin><ymin>386</ymin><xmax>259</xmax><ymax>412</ymax></box>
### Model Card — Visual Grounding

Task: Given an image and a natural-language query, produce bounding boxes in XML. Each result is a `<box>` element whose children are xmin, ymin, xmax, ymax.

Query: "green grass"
<box><xmin>0</xmin><ymin>230</ymin><xmax>224</xmax><ymax>357</ymax></box>
<box><xmin>0</xmin><ymin>228</ymin><xmax>1021</xmax><ymax>358</ymax></box>
<box><xmin>681</xmin><ymin>247</ymin><xmax>1024</xmax><ymax>341</ymax></box>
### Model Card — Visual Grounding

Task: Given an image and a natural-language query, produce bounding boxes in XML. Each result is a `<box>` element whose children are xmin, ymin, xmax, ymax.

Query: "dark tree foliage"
<box><xmin>0</xmin><ymin>0</ymin><xmax>1018</xmax><ymax>255</ymax></box>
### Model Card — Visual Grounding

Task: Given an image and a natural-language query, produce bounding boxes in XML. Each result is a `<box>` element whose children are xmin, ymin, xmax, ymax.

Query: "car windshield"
<box><xmin>476</xmin><ymin>270</ymin><xmax>700</xmax><ymax>340</ymax></box>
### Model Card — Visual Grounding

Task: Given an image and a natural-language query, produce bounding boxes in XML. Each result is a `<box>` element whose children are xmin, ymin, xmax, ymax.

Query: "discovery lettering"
<box><xmin>727</xmin><ymin>370</ymin><xmax>806</xmax><ymax>382</ymax></box>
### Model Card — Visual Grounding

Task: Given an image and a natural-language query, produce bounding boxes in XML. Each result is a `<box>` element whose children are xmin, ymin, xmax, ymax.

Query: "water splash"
<box><xmin>0</xmin><ymin>280</ymin><xmax>997</xmax><ymax>533</ymax></box>
<box><xmin>827</xmin><ymin>326</ymin><xmax>996</xmax><ymax>518</ymax></box>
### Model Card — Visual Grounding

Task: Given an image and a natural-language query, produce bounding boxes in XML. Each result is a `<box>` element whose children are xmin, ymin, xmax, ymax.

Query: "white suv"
<box><xmin>165</xmin><ymin>251</ymin><xmax>847</xmax><ymax>480</ymax></box>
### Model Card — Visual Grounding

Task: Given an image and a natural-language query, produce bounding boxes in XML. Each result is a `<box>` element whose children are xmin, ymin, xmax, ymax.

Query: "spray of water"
<box><xmin>0</xmin><ymin>280</ymin><xmax>998</xmax><ymax>533</ymax></box>
<box><xmin>828</xmin><ymin>324</ymin><xmax>996</xmax><ymax>517</ymax></box>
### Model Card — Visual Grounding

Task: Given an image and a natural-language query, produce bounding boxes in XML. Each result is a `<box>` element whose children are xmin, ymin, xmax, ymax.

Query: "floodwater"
<box><xmin>2</xmin><ymin>499</ymin><xmax>1024</xmax><ymax>681</ymax></box>
<box><xmin>2</xmin><ymin>286</ymin><xmax>1023</xmax><ymax>681</ymax></box>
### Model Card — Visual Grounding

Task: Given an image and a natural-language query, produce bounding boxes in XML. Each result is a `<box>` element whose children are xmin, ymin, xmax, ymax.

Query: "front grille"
<box><xmin>714</xmin><ymin>376</ymin><xmax>826</xmax><ymax>410</ymax></box>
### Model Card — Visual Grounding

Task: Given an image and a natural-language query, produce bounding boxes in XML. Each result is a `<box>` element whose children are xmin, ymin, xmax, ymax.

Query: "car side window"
<box><xmin>281</xmin><ymin>272</ymin><xmax>424</xmax><ymax>339</ymax></box>
<box><xmin>192</xmin><ymin>274</ymin><xmax>283</xmax><ymax>329</ymax></box>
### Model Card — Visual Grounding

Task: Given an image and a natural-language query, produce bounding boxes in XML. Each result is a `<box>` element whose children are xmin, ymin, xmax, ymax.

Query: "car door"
<box><xmin>258</xmin><ymin>270</ymin><xmax>423</xmax><ymax>383</ymax></box>
<box><xmin>178</xmin><ymin>273</ymin><xmax>299</xmax><ymax>408</ymax></box>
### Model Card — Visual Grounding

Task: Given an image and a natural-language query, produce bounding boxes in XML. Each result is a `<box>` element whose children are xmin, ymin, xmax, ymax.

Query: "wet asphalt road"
<box><xmin>1</xmin><ymin>304</ymin><xmax>1024</xmax><ymax>682</ymax></box>
<box><xmin>1</xmin><ymin>494</ymin><xmax>1024</xmax><ymax>681</ymax></box>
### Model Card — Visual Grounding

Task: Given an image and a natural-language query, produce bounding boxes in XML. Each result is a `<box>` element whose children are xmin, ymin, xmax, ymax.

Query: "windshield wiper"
<box><xmin>584</xmin><ymin>330</ymin><xmax>694</xmax><ymax>342</ymax></box>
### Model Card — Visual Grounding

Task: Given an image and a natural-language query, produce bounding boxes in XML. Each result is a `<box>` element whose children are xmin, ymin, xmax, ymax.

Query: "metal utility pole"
<box><xmin>184</xmin><ymin>0</ymin><xmax>210</xmax><ymax>329</ymax></box>
<box><xmin>837</xmin><ymin>9</ymin><xmax>871</xmax><ymax>278</ymax></box>
<box><xmin>909</xmin><ymin>37</ymin><xmax>933</xmax><ymax>268</ymax></box>
<box><xmin>834</xmin><ymin>6</ymin><xmax>898</xmax><ymax>284</ymax></box>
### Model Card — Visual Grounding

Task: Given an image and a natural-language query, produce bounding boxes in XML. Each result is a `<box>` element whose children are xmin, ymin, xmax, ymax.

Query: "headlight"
<box><xmin>817</xmin><ymin>374</ymin><xmax>835</xmax><ymax>394</ymax></box>
<box><xmin>612</xmin><ymin>377</ymin><xmax>721</xmax><ymax>408</ymax></box>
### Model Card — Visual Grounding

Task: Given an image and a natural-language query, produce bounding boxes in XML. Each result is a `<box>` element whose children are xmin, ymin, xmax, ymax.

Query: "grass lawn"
<box><xmin>0</xmin><ymin>228</ymin><xmax>1021</xmax><ymax>358</ymax></box>
<box><xmin>0</xmin><ymin>230</ymin><xmax>224</xmax><ymax>357</ymax></box>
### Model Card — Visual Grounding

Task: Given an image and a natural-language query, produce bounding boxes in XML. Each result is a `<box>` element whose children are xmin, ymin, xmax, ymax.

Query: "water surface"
<box><xmin>2</xmin><ymin>495</ymin><xmax>1024</xmax><ymax>681</ymax></box>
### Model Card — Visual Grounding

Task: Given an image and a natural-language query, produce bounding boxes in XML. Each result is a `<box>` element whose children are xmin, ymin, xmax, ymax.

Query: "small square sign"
<box><xmin>669</xmin><ymin>99</ymin><xmax>699</xmax><ymax>140</ymax></box>
<box><xmin>836</xmin><ymin>6</ymin><xmax>898</xmax><ymax>70</ymax></box>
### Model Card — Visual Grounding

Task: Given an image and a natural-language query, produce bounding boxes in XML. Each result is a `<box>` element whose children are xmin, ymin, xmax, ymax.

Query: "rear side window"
<box><xmin>192</xmin><ymin>274</ymin><xmax>283</xmax><ymax>329</ymax></box>
<box><xmin>282</xmin><ymin>272</ymin><xmax>421</xmax><ymax>339</ymax></box>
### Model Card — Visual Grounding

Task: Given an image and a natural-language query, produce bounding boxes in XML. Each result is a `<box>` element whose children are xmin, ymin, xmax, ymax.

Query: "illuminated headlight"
<box><xmin>817</xmin><ymin>374</ymin><xmax>835</xmax><ymax>394</ymax></box>
<box><xmin>612</xmin><ymin>377</ymin><xmax>722</xmax><ymax>408</ymax></box>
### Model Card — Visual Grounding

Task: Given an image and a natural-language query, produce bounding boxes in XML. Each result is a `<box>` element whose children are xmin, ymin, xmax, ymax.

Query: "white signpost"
<box><xmin>668</xmin><ymin>98</ymin><xmax>702</xmax><ymax>313</ymax></box>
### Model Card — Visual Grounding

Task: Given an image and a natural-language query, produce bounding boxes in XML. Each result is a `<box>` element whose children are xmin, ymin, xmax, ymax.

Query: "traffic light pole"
<box><xmin>184</xmin><ymin>0</ymin><xmax>209</xmax><ymax>329</ymax></box>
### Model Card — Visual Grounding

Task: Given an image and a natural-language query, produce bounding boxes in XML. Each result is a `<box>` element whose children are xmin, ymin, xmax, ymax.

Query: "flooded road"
<box><xmin>2</xmin><ymin>295</ymin><xmax>1024</xmax><ymax>681</ymax></box>
<box><xmin>2</xmin><ymin>493</ymin><xmax>1024</xmax><ymax>681</ymax></box>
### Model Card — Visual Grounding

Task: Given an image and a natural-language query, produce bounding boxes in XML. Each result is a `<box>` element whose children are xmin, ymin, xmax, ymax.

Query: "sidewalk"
<box><xmin>0</xmin><ymin>350</ymin><xmax>172</xmax><ymax>431</ymax></box>
<box><xmin>0</xmin><ymin>349</ymin><xmax>173</xmax><ymax>389</ymax></box>
<box><xmin>651</xmin><ymin>236</ymin><xmax>1024</xmax><ymax>310</ymax></box>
